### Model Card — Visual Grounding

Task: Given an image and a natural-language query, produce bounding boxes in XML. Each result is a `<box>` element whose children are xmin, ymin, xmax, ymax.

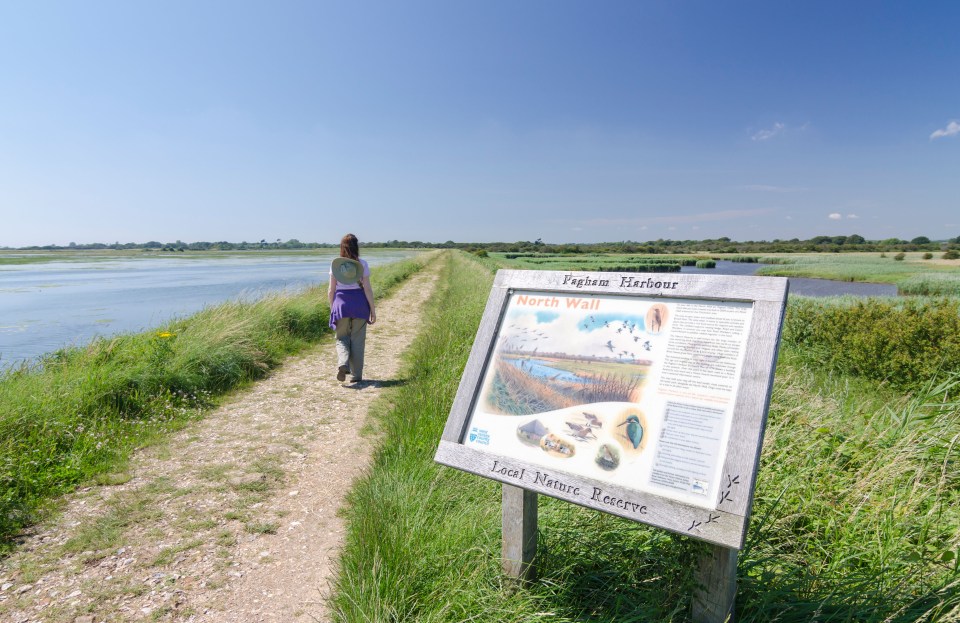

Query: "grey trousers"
<box><xmin>335</xmin><ymin>317</ymin><xmax>367</xmax><ymax>381</ymax></box>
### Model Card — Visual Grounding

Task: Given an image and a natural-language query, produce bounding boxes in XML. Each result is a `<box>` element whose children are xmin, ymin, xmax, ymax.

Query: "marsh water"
<box><xmin>681</xmin><ymin>261</ymin><xmax>899</xmax><ymax>297</ymax></box>
<box><xmin>0</xmin><ymin>251</ymin><xmax>416</xmax><ymax>368</ymax></box>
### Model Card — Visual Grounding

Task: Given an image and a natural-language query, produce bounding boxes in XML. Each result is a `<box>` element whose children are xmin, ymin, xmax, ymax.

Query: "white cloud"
<box><xmin>930</xmin><ymin>121</ymin><xmax>960</xmax><ymax>140</ymax></box>
<box><xmin>751</xmin><ymin>122</ymin><xmax>785</xmax><ymax>142</ymax></box>
<box><xmin>828</xmin><ymin>213</ymin><xmax>842</xmax><ymax>220</ymax></box>
<box><xmin>847</xmin><ymin>214</ymin><xmax>859</xmax><ymax>219</ymax></box>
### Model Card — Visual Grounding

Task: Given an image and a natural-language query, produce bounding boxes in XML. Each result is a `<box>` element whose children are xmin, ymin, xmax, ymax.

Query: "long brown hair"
<box><xmin>340</xmin><ymin>233</ymin><xmax>360</xmax><ymax>261</ymax></box>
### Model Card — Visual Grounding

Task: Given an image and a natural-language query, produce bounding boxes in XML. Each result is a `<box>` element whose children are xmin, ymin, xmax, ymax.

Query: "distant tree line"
<box><xmin>6</xmin><ymin>234</ymin><xmax>960</xmax><ymax>254</ymax></box>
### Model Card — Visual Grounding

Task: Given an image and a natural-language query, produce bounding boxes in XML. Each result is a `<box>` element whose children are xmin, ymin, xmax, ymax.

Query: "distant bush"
<box><xmin>731</xmin><ymin>256</ymin><xmax>759</xmax><ymax>263</ymax></box>
<box><xmin>944</xmin><ymin>250</ymin><xmax>960</xmax><ymax>260</ymax></box>
<box><xmin>894</xmin><ymin>252</ymin><xmax>906</xmax><ymax>261</ymax></box>
<box><xmin>472</xmin><ymin>249</ymin><xmax>488</xmax><ymax>258</ymax></box>
<box><xmin>782</xmin><ymin>297</ymin><xmax>960</xmax><ymax>391</ymax></box>
<box><xmin>923</xmin><ymin>252</ymin><xmax>933</xmax><ymax>260</ymax></box>
<box><xmin>695</xmin><ymin>259</ymin><xmax>716</xmax><ymax>268</ymax></box>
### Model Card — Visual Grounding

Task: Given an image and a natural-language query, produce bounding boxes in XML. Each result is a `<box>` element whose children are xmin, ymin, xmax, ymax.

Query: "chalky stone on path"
<box><xmin>0</xmin><ymin>261</ymin><xmax>440</xmax><ymax>623</ymax></box>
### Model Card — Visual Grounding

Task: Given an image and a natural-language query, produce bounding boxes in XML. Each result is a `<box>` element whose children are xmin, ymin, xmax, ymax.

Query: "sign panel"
<box><xmin>435</xmin><ymin>270</ymin><xmax>788</xmax><ymax>549</ymax></box>
<box><xmin>465</xmin><ymin>290</ymin><xmax>752</xmax><ymax>509</ymax></box>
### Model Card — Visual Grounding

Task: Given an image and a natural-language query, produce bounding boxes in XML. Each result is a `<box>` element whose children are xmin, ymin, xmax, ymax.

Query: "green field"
<box><xmin>330</xmin><ymin>251</ymin><xmax>960</xmax><ymax>622</ymax></box>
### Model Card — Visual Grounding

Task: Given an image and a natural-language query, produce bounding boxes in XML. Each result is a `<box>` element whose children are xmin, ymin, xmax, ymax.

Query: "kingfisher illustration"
<box><xmin>618</xmin><ymin>415</ymin><xmax>644</xmax><ymax>449</ymax></box>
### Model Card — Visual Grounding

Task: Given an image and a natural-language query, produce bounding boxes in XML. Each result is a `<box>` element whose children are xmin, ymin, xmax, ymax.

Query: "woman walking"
<box><xmin>328</xmin><ymin>233</ymin><xmax>376</xmax><ymax>383</ymax></box>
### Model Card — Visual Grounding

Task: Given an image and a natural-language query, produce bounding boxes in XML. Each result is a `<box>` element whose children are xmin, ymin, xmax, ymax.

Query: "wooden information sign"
<box><xmin>434</xmin><ymin>269</ymin><xmax>788</xmax><ymax>620</ymax></box>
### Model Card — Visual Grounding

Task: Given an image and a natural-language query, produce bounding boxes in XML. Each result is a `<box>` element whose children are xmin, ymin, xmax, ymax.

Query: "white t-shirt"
<box><xmin>330</xmin><ymin>258</ymin><xmax>370</xmax><ymax>290</ymax></box>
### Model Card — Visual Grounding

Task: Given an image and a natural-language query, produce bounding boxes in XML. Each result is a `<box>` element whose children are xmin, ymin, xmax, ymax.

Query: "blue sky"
<box><xmin>1</xmin><ymin>1</ymin><xmax>958</xmax><ymax>247</ymax></box>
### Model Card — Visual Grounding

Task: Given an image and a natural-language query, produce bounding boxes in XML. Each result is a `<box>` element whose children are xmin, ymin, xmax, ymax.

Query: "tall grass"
<box><xmin>486</xmin><ymin>361</ymin><xmax>640</xmax><ymax>415</ymax></box>
<box><xmin>330</xmin><ymin>251</ymin><xmax>959</xmax><ymax>622</ymax></box>
<box><xmin>757</xmin><ymin>253</ymin><xmax>960</xmax><ymax>295</ymax></box>
<box><xmin>0</xmin><ymin>255</ymin><xmax>429</xmax><ymax>549</ymax></box>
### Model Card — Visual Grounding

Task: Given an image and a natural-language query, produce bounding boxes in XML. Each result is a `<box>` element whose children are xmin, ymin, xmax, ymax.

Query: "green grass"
<box><xmin>329</xmin><ymin>251</ymin><xmax>960</xmax><ymax>621</ymax></box>
<box><xmin>0</xmin><ymin>254</ymin><xmax>430</xmax><ymax>550</ymax></box>
<box><xmin>757</xmin><ymin>253</ymin><xmax>960</xmax><ymax>295</ymax></box>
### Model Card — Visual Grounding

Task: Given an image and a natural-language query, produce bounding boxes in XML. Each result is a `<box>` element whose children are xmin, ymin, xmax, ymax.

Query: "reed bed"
<box><xmin>0</xmin><ymin>255</ymin><xmax>429</xmax><ymax>549</ymax></box>
<box><xmin>330</xmin><ymin>250</ymin><xmax>959</xmax><ymax>622</ymax></box>
<box><xmin>486</xmin><ymin>360</ymin><xmax>579</xmax><ymax>414</ymax></box>
<box><xmin>486</xmin><ymin>361</ymin><xmax>641</xmax><ymax>415</ymax></box>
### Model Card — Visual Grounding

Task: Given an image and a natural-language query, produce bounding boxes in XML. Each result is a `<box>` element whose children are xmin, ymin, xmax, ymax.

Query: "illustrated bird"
<box><xmin>605</xmin><ymin>340</ymin><xmax>614</xmax><ymax>352</ymax></box>
<box><xmin>643</xmin><ymin>340</ymin><xmax>652</xmax><ymax>351</ymax></box>
<box><xmin>652</xmin><ymin>308</ymin><xmax>662</xmax><ymax>332</ymax></box>
<box><xmin>596</xmin><ymin>444</ymin><xmax>618</xmax><ymax>469</ymax></box>
<box><xmin>566</xmin><ymin>422</ymin><xmax>596</xmax><ymax>440</ymax></box>
<box><xmin>618</xmin><ymin>415</ymin><xmax>644</xmax><ymax>449</ymax></box>
<box><xmin>582</xmin><ymin>412</ymin><xmax>602</xmax><ymax>428</ymax></box>
<box><xmin>633</xmin><ymin>335</ymin><xmax>640</xmax><ymax>342</ymax></box>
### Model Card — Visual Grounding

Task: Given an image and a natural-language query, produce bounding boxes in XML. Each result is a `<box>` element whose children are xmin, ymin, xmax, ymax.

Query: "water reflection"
<box><xmin>680</xmin><ymin>261</ymin><xmax>898</xmax><ymax>297</ymax></box>
<box><xmin>0</xmin><ymin>252</ymin><xmax>416</xmax><ymax>368</ymax></box>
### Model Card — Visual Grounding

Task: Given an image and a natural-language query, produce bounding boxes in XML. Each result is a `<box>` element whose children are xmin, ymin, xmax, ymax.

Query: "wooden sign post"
<box><xmin>436</xmin><ymin>270</ymin><xmax>787</xmax><ymax>622</ymax></box>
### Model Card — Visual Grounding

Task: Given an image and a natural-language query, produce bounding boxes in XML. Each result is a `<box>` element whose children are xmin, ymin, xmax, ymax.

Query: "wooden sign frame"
<box><xmin>435</xmin><ymin>269</ymin><xmax>788</xmax><ymax>550</ymax></box>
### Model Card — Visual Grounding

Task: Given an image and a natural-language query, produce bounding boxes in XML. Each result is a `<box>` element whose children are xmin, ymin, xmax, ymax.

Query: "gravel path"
<box><xmin>0</xmin><ymin>262</ymin><xmax>440</xmax><ymax>623</ymax></box>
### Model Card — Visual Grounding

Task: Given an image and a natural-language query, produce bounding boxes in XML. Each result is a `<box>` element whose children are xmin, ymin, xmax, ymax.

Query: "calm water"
<box><xmin>0</xmin><ymin>252</ymin><xmax>415</xmax><ymax>368</ymax></box>
<box><xmin>680</xmin><ymin>261</ymin><xmax>899</xmax><ymax>297</ymax></box>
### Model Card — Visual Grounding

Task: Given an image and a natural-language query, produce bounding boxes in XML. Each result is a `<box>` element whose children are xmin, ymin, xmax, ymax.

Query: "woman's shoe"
<box><xmin>337</xmin><ymin>365</ymin><xmax>349</xmax><ymax>382</ymax></box>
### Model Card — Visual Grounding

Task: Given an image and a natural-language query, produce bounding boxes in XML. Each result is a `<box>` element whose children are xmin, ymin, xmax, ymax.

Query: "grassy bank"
<box><xmin>330</xmin><ymin>252</ymin><xmax>959</xmax><ymax>621</ymax></box>
<box><xmin>0</xmin><ymin>255</ymin><xmax>430</xmax><ymax>550</ymax></box>
<box><xmin>757</xmin><ymin>253</ymin><xmax>960</xmax><ymax>296</ymax></box>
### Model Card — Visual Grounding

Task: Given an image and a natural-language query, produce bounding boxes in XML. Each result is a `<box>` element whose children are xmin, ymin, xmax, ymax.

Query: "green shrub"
<box><xmin>695</xmin><ymin>259</ymin><xmax>716</xmax><ymax>268</ymax></box>
<box><xmin>923</xmin><ymin>252</ymin><xmax>933</xmax><ymax>260</ymax></box>
<box><xmin>782</xmin><ymin>297</ymin><xmax>960</xmax><ymax>391</ymax></box>
<box><xmin>894</xmin><ymin>252</ymin><xmax>906</xmax><ymax>261</ymax></box>
<box><xmin>944</xmin><ymin>250</ymin><xmax>960</xmax><ymax>260</ymax></box>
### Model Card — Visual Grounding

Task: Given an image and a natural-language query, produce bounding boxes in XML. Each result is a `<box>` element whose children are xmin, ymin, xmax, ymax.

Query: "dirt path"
<box><xmin>0</xmin><ymin>262</ymin><xmax>440</xmax><ymax>623</ymax></box>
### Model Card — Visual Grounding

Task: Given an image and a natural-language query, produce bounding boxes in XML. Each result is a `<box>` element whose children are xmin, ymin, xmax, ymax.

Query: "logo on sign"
<box><xmin>468</xmin><ymin>427</ymin><xmax>490</xmax><ymax>445</ymax></box>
